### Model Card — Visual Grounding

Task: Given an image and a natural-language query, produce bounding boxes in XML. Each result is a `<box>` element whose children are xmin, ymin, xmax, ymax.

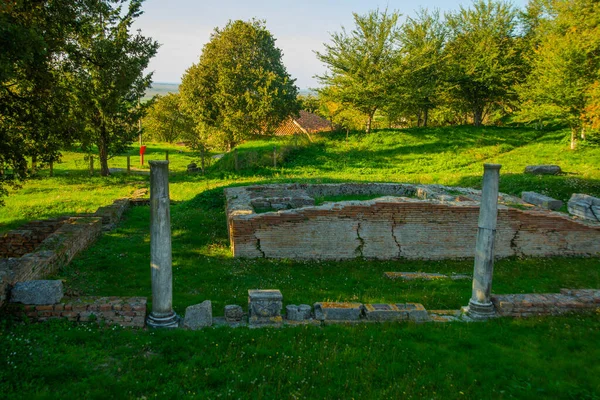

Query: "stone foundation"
<box><xmin>5</xmin><ymin>296</ymin><xmax>147</xmax><ymax>327</ymax></box>
<box><xmin>0</xmin><ymin>217</ymin><xmax>102</xmax><ymax>305</ymax></box>
<box><xmin>226</xmin><ymin>183</ymin><xmax>600</xmax><ymax>260</ymax></box>
<box><xmin>0</xmin><ymin>188</ymin><xmax>149</xmax><ymax>307</ymax></box>
<box><xmin>492</xmin><ymin>289</ymin><xmax>600</xmax><ymax>317</ymax></box>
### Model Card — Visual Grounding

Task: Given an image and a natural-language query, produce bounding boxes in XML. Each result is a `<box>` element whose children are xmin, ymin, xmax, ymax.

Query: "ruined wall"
<box><xmin>0</xmin><ymin>217</ymin><xmax>102</xmax><ymax>306</ymax></box>
<box><xmin>226</xmin><ymin>185</ymin><xmax>600</xmax><ymax>261</ymax></box>
<box><xmin>0</xmin><ymin>218</ymin><xmax>69</xmax><ymax>258</ymax></box>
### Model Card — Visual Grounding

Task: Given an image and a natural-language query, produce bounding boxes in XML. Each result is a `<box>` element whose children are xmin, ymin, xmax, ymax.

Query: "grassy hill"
<box><xmin>1</xmin><ymin>126</ymin><xmax>599</xmax><ymax>399</ymax></box>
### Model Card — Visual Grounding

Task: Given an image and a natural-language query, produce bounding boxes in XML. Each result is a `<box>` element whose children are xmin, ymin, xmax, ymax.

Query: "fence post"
<box><xmin>49</xmin><ymin>161</ymin><xmax>53</xmax><ymax>177</ymax></box>
<box><xmin>165</xmin><ymin>150</ymin><xmax>169</xmax><ymax>161</ymax></box>
<box><xmin>89</xmin><ymin>156</ymin><xmax>94</xmax><ymax>176</ymax></box>
<box><xmin>273</xmin><ymin>146</ymin><xmax>277</xmax><ymax>168</ymax></box>
<box><xmin>127</xmin><ymin>155</ymin><xmax>131</xmax><ymax>174</ymax></box>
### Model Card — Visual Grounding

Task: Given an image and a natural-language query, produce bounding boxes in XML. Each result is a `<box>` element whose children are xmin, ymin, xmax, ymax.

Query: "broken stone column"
<box><xmin>467</xmin><ymin>163</ymin><xmax>501</xmax><ymax>319</ymax></box>
<box><xmin>147</xmin><ymin>160</ymin><xmax>179</xmax><ymax>328</ymax></box>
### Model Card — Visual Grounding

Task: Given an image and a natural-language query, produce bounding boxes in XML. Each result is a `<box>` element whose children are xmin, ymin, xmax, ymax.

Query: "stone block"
<box><xmin>521</xmin><ymin>191</ymin><xmax>563</xmax><ymax>211</ymax></box>
<box><xmin>568</xmin><ymin>194</ymin><xmax>600</xmax><ymax>222</ymax></box>
<box><xmin>248</xmin><ymin>290</ymin><xmax>283</xmax><ymax>325</ymax></box>
<box><xmin>314</xmin><ymin>302</ymin><xmax>362</xmax><ymax>321</ymax></box>
<box><xmin>10</xmin><ymin>280</ymin><xmax>63</xmax><ymax>305</ymax></box>
<box><xmin>363</xmin><ymin>304</ymin><xmax>408</xmax><ymax>322</ymax></box>
<box><xmin>384</xmin><ymin>272</ymin><xmax>448</xmax><ymax>280</ymax></box>
<box><xmin>224</xmin><ymin>305</ymin><xmax>244</xmax><ymax>322</ymax></box>
<box><xmin>183</xmin><ymin>300</ymin><xmax>212</xmax><ymax>330</ymax></box>
<box><xmin>286</xmin><ymin>304</ymin><xmax>312</xmax><ymax>321</ymax></box>
<box><xmin>396</xmin><ymin>303</ymin><xmax>431</xmax><ymax>323</ymax></box>
<box><xmin>524</xmin><ymin>165</ymin><xmax>562</xmax><ymax>175</ymax></box>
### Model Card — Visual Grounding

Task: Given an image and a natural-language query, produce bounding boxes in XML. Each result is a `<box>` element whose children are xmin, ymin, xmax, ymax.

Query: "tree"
<box><xmin>70</xmin><ymin>0</ymin><xmax>158</xmax><ymax>176</ymax></box>
<box><xmin>388</xmin><ymin>9</ymin><xmax>447</xmax><ymax>127</ymax></box>
<box><xmin>143</xmin><ymin>93</ymin><xmax>194</xmax><ymax>143</ymax></box>
<box><xmin>517</xmin><ymin>0</ymin><xmax>600</xmax><ymax>148</ymax></box>
<box><xmin>444</xmin><ymin>0</ymin><xmax>523</xmax><ymax>126</ymax></box>
<box><xmin>180</xmin><ymin>20</ymin><xmax>299</xmax><ymax>151</ymax></box>
<box><xmin>316</xmin><ymin>9</ymin><xmax>401</xmax><ymax>133</ymax></box>
<box><xmin>0</xmin><ymin>0</ymin><xmax>85</xmax><ymax>203</ymax></box>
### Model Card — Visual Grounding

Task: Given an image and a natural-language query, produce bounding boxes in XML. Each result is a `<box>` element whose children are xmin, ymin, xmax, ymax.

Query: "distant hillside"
<box><xmin>143</xmin><ymin>82</ymin><xmax>179</xmax><ymax>101</ymax></box>
<box><xmin>144</xmin><ymin>82</ymin><xmax>313</xmax><ymax>101</ymax></box>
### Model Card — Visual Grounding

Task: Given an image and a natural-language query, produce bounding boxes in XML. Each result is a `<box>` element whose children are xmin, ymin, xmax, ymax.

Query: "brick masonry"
<box><xmin>0</xmin><ymin>188</ymin><xmax>148</xmax><ymax>307</ymax></box>
<box><xmin>492</xmin><ymin>289</ymin><xmax>600</xmax><ymax>317</ymax></box>
<box><xmin>5</xmin><ymin>296</ymin><xmax>147</xmax><ymax>327</ymax></box>
<box><xmin>226</xmin><ymin>184</ymin><xmax>600</xmax><ymax>260</ymax></box>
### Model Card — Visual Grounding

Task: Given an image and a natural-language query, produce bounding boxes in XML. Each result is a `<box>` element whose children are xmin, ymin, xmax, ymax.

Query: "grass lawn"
<box><xmin>1</xmin><ymin>126</ymin><xmax>599</xmax><ymax>399</ymax></box>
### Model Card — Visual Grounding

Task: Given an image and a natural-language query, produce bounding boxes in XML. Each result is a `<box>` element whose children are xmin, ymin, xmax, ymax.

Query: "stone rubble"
<box><xmin>183</xmin><ymin>300</ymin><xmax>212</xmax><ymax>330</ymax></box>
<box><xmin>521</xmin><ymin>191</ymin><xmax>563</xmax><ymax>211</ymax></box>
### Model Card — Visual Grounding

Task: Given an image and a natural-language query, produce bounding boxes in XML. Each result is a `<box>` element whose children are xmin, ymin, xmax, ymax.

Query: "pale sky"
<box><xmin>133</xmin><ymin>0</ymin><xmax>530</xmax><ymax>89</ymax></box>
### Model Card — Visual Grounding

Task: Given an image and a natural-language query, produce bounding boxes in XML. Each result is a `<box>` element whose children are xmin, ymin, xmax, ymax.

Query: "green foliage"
<box><xmin>0</xmin><ymin>0</ymin><xmax>86</xmax><ymax>204</ymax></box>
<box><xmin>316</xmin><ymin>9</ymin><xmax>401</xmax><ymax>133</ymax></box>
<box><xmin>387</xmin><ymin>9</ymin><xmax>447</xmax><ymax>127</ymax></box>
<box><xmin>180</xmin><ymin>20</ymin><xmax>299</xmax><ymax>150</ymax></box>
<box><xmin>143</xmin><ymin>93</ymin><xmax>194</xmax><ymax>143</ymax></box>
<box><xmin>516</xmin><ymin>0</ymin><xmax>600</xmax><ymax>148</ymax></box>
<box><xmin>444</xmin><ymin>0</ymin><xmax>523</xmax><ymax>126</ymax></box>
<box><xmin>69</xmin><ymin>0</ymin><xmax>159</xmax><ymax>176</ymax></box>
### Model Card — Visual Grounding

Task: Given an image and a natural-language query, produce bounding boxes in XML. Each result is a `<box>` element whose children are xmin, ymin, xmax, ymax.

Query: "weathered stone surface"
<box><xmin>224</xmin><ymin>305</ymin><xmax>244</xmax><ymax>322</ymax></box>
<box><xmin>492</xmin><ymin>289</ymin><xmax>600</xmax><ymax>317</ymax></box>
<box><xmin>568</xmin><ymin>193</ymin><xmax>600</xmax><ymax>222</ymax></box>
<box><xmin>524</xmin><ymin>165</ymin><xmax>562</xmax><ymax>175</ymax></box>
<box><xmin>248</xmin><ymin>290</ymin><xmax>282</xmax><ymax>325</ymax></box>
<box><xmin>363</xmin><ymin>304</ymin><xmax>408</xmax><ymax>321</ymax></box>
<box><xmin>384</xmin><ymin>272</ymin><xmax>448</xmax><ymax>280</ymax></box>
<box><xmin>10</xmin><ymin>280</ymin><xmax>63</xmax><ymax>305</ymax></box>
<box><xmin>183</xmin><ymin>300</ymin><xmax>212</xmax><ymax>330</ymax></box>
<box><xmin>521</xmin><ymin>191</ymin><xmax>563</xmax><ymax>211</ymax></box>
<box><xmin>398</xmin><ymin>303</ymin><xmax>431</xmax><ymax>323</ymax></box>
<box><xmin>286</xmin><ymin>304</ymin><xmax>312</xmax><ymax>321</ymax></box>
<box><xmin>227</xmin><ymin>183</ymin><xmax>600</xmax><ymax>261</ymax></box>
<box><xmin>314</xmin><ymin>302</ymin><xmax>362</xmax><ymax>321</ymax></box>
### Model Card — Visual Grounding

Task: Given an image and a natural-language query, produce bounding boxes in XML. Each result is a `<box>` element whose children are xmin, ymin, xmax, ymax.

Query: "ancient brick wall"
<box><xmin>0</xmin><ymin>217</ymin><xmax>102</xmax><ymax>306</ymax></box>
<box><xmin>5</xmin><ymin>296</ymin><xmax>146</xmax><ymax>327</ymax></box>
<box><xmin>492</xmin><ymin>289</ymin><xmax>600</xmax><ymax>317</ymax></box>
<box><xmin>0</xmin><ymin>218</ymin><xmax>68</xmax><ymax>258</ymax></box>
<box><xmin>228</xmin><ymin>196</ymin><xmax>600</xmax><ymax>260</ymax></box>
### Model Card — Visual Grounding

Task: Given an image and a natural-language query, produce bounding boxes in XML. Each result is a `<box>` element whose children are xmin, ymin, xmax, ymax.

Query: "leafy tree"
<box><xmin>388</xmin><ymin>9</ymin><xmax>447</xmax><ymax>127</ymax></box>
<box><xmin>316</xmin><ymin>9</ymin><xmax>401</xmax><ymax>133</ymax></box>
<box><xmin>0</xmin><ymin>0</ymin><xmax>84</xmax><ymax>203</ymax></box>
<box><xmin>180</xmin><ymin>19</ymin><xmax>299</xmax><ymax>151</ymax></box>
<box><xmin>444</xmin><ymin>0</ymin><xmax>523</xmax><ymax>126</ymax></box>
<box><xmin>143</xmin><ymin>93</ymin><xmax>194</xmax><ymax>143</ymax></box>
<box><xmin>517</xmin><ymin>0</ymin><xmax>600</xmax><ymax>148</ymax></box>
<box><xmin>69</xmin><ymin>0</ymin><xmax>158</xmax><ymax>176</ymax></box>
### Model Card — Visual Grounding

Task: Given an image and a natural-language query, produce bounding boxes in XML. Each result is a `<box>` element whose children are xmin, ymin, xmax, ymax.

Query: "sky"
<box><xmin>133</xmin><ymin>0</ymin><xmax>530</xmax><ymax>89</ymax></box>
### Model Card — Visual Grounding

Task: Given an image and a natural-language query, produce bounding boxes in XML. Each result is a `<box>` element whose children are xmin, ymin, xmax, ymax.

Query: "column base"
<box><xmin>464</xmin><ymin>299</ymin><xmax>496</xmax><ymax>320</ymax></box>
<box><xmin>146</xmin><ymin>311</ymin><xmax>180</xmax><ymax>328</ymax></box>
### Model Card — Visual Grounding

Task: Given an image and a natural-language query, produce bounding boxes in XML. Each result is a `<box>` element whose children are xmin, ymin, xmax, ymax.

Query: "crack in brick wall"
<box><xmin>226</xmin><ymin>184</ymin><xmax>600</xmax><ymax>261</ymax></box>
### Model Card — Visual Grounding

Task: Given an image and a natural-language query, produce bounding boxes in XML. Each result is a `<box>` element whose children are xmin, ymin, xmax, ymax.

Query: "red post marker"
<box><xmin>140</xmin><ymin>145</ymin><xmax>147</xmax><ymax>165</ymax></box>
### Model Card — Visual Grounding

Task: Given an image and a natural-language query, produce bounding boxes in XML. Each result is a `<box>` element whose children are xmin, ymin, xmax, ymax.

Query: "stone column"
<box><xmin>467</xmin><ymin>163</ymin><xmax>501</xmax><ymax>319</ymax></box>
<box><xmin>147</xmin><ymin>160</ymin><xmax>179</xmax><ymax>328</ymax></box>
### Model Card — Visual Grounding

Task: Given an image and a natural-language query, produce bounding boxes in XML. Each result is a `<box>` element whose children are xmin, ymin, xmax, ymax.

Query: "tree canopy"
<box><xmin>180</xmin><ymin>19</ymin><xmax>299</xmax><ymax>150</ymax></box>
<box><xmin>316</xmin><ymin>9</ymin><xmax>401</xmax><ymax>133</ymax></box>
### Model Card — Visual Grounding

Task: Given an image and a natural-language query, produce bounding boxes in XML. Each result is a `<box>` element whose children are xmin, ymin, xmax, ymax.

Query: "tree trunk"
<box><xmin>416</xmin><ymin>111</ymin><xmax>422</xmax><ymax>127</ymax></box>
<box><xmin>423</xmin><ymin>108</ymin><xmax>429</xmax><ymax>128</ymax></box>
<box><xmin>473</xmin><ymin>106</ymin><xmax>483</xmax><ymax>127</ymax></box>
<box><xmin>570</xmin><ymin>127</ymin><xmax>577</xmax><ymax>150</ymax></box>
<box><xmin>98</xmin><ymin>125</ymin><xmax>110</xmax><ymax>176</ymax></box>
<box><xmin>365</xmin><ymin>109</ymin><xmax>376</xmax><ymax>134</ymax></box>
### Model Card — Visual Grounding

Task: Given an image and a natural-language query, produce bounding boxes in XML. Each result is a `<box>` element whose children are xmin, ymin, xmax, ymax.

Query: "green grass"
<box><xmin>1</xmin><ymin>125</ymin><xmax>600</xmax><ymax>399</ymax></box>
<box><xmin>1</xmin><ymin>316</ymin><xmax>599</xmax><ymax>399</ymax></box>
